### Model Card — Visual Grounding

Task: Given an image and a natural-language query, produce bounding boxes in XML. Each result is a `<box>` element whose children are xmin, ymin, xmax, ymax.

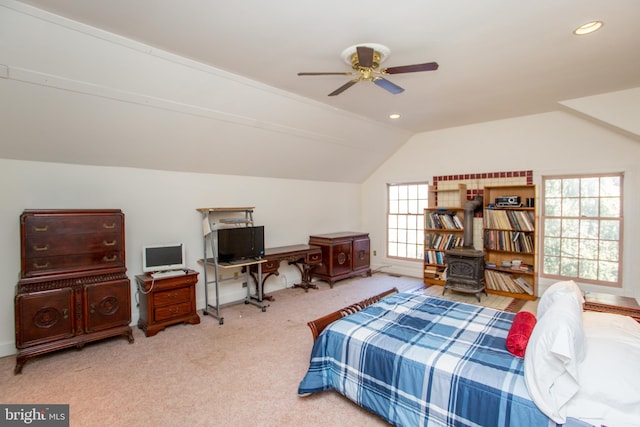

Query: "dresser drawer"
<box><xmin>153</xmin><ymin>287</ymin><xmax>191</xmax><ymax>307</ymax></box>
<box><xmin>155</xmin><ymin>302</ymin><xmax>192</xmax><ymax>322</ymax></box>
<box><xmin>23</xmin><ymin>214</ymin><xmax>122</xmax><ymax>236</ymax></box>
<box><xmin>24</xmin><ymin>232</ymin><xmax>123</xmax><ymax>258</ymax></box>
<box><xmin>24</xmin><ymin>251</ymin><xmax>124</xmax><ymax>277</ymax></box>
<box><xmin>21</xmin><ymin>210</ymin><xmax>126</xmax><ymax>277</ymax></box>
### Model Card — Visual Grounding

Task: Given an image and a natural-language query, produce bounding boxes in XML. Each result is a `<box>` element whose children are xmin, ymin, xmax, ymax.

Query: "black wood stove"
<box><xmin>443</xmin><ymin>196</ymin><xmax>487</xmax><ymax>302</ymax></box>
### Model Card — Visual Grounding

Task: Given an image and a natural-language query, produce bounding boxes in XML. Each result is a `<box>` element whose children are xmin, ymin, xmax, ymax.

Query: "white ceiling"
<box><xmin>13</xmin><ymin>0</ymin><xmax>640</xmax><ymax>134</ymax></box>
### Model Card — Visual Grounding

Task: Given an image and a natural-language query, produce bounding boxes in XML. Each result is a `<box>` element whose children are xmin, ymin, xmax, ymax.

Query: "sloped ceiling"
<box><xmin>1</xmin><ymin>0</ymin><xmax>639</xmax><ymax>182</ymax></box>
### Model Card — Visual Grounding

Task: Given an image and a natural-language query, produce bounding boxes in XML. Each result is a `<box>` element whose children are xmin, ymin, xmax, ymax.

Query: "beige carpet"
<box><xmin>421</xmin><ymin>282</ymin><xmax>537</xmax><ymax>313</ymax></box>
<box><xmin>0</xmin><ymin>273</ymin><xmax>536</xmax><ymax>427</ymax></box>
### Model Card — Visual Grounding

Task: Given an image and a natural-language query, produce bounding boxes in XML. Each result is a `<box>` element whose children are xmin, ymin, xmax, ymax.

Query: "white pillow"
<box><xmin>565</xmin><ymin>311</ymin><xmax>640</xmax><ymax>427</ymax></box>
<box><xmin>537</xmin><ymin>280</ymin><xmax>584</xmax><ymax>320</ymax></box>
<box><xmin>524</xmin><ymin>292</ymin><xmax>586</xmax><ymax>423</ymax></box>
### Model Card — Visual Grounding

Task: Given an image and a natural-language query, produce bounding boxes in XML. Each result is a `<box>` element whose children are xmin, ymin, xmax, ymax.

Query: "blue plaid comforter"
<box><xmin>298</xmin><ymin>293</ymin><xmax>589</xmax><ymax>427</ymax></box>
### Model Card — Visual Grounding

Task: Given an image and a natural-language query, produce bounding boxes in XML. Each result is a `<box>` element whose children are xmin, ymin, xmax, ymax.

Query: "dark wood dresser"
<box><xmin>583</xmin><ymin>292</ymin><xmax>640</xmax><ymax>323</ymax></box>
<box><xmin>308</xmin><ymin>232</ymin><xmax>371</xmax><ymax>287</ymax></box>
<box><xmin>14</xmin><ymin>209</ymin><xmax>134</xmax><ymax>374</ymax></box>
<box><xmin>135</xmin><ymin>270</ymin><xmax>200</xmax><ymax>337</ymax></box>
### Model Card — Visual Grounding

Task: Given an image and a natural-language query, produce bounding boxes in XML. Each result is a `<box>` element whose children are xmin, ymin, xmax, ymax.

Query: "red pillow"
<box><xmin>506</xmin><ymin>311</ymin><xmax>537</xmax><ymax>357</ymax></box>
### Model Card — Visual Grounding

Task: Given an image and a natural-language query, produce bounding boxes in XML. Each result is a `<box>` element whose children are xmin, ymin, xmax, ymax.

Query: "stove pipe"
<box><xmin>462</xmin><ymin>196</ymin><xmax>483</xmax><ymax>249</ymax></box>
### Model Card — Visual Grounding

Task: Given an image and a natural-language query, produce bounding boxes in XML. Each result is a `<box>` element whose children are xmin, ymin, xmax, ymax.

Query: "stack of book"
<box><xmin>424</xmin><ymin>265</ymin><xmax>445</xmax><ymax>281</ymax></box>
<box><xmin>485</xmin><ymin>270</ymin><xmax>534</xmax><ymax>295</ymax></box>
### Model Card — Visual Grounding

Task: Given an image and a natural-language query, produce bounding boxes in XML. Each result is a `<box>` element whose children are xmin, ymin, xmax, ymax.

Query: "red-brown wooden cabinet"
<box><xmin>308</xmin><ymin>232</ymin><xmax>371</xmax><ymax>287</ymax></box>
<box><xmin>14</xmin><ymin>209</ymin><xmax>134</xmax><ymax>374</ymax></box>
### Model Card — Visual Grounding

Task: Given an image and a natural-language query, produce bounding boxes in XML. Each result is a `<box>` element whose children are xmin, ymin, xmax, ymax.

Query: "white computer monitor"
<box><xmin>142</xmin><ymin>243</ymin><xmax>186</xmax><ymax>273</ymax></box>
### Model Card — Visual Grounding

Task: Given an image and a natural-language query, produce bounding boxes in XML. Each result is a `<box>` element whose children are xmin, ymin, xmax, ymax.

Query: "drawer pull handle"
<box><xmin>33</xmin><ymin>244</ymin><xmax>49</xmax><ymax>252</ymax></box>
<box><xmin>62</xmin><ymin>309</ymin><xmax>69</xmax><ymax>319</ymax></box>
<box><xmin>32</xmin><ymin>225</ymin><xmax>49</xmax><ymax>232</ymax></box>
<box><xmin>103</xmin><ymin>255</ymin><xmax>117</xmax><ymax>262</ymax></box>
<box><xmin>103</xmin><ymin>240</ymin><xmax>117</xmax><ymax>246</ymax></box>
<box><xmin>33</xmin><ymin>262</ymin><xmax>50</xmax><ymax>269</ymax></box>
<box><xmin>102</xmin><ymin>223</ymin><xmax>116</xmax><ymax>229</ymax></box>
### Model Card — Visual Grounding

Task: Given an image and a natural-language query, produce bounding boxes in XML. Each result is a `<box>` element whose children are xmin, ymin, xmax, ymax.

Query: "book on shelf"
<box><xmin>483</xmin><ymin>230</ymin><xmax>534</xmax><ymax>253</ymax></box>
<box><xmin>484</xmin><ymin>209</ymin><xmax>534</xmax><ymax>231</ymax></box>
<box><xmin>426</xmin><ymin>233</ymin><xmax>463</xmax><ymax>251</ymax></box>
<box><xmin>424</xmin><ymin>266</ymin><xmax>439</xmax><ymax>278</ymax></box>
<box><xmin>425</xmin><ymin>250</ymin><xmax>446</xmax><ymax>265</ymax></box>
<box><xmin>514</xmin><ymin>277</ymin><xmax>534</xmax><ymax>295</ymax></box>
<box><xmin>426</xmin><ymin>212</ymin><xmax>463</xmax><ymax>230</ymax></box>
<box><xmin>485</xmin><ymin>269</ymin><xmax>534</xmax><ymax>295</ymax></box>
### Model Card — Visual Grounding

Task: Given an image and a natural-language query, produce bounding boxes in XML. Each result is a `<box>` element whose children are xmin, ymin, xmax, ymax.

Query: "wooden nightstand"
<box><xmin>136</xmin><ymin>270</ymin><xmax>200</xmax><ymax>337</ymax></box>
<box><xmin>583</xmin><ymin>292</ymin><xmax>640</xmax><ymax>323</ymax></box>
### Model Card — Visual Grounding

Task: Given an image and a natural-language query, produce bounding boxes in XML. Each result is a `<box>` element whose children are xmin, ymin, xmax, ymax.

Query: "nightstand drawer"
<box><xmin>155</xmin><ymin>302</ymin><xmax>192</xmax><ymax>322</ymax></box>
<box><xmin>153</xmin><ymin>287</ymin><xmax>190</xmax><ymax>306</ymax></box>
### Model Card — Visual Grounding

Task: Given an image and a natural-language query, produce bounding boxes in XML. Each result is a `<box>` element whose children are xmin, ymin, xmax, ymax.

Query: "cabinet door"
<box><xmin>84</xmin><ymin>279</ymin><xmax>131</xmax><ymax>333</ymax></box>
<box><xmin>331</xmin><ymin>242</ymin><xmax>353</xmax><ymax>276</ymax></box>
<box><xmin>352</xmin><ymin>238</ymin><xmax>370</xmax><ymax>271</ymax></box>
<box><xmin>15</xmin><ymin>288</ymin><xmax>74</xmax><ymax>348</ymax></box>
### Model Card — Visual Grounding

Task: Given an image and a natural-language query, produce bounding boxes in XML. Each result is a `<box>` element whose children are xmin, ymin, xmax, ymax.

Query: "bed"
<box><xmin>298</xmin><ymin>282</ymin><xmax>640</xmax><ymax>427</ymax></box>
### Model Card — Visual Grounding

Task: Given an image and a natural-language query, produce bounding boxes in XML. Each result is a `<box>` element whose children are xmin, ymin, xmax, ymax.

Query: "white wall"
<box><xmin>0</xmin><ymin>1</ymin><xmax>410</xmax><ymax>183</ymax></box>
<box><xmin>363</xmin><ymin>110</ymin><xmax>640</xmax><ymax>299</ymax></box>
<box><xmin>0</xmin><ymin>159</ymin><xmax>361</xmax><ymax>357</ymax></box>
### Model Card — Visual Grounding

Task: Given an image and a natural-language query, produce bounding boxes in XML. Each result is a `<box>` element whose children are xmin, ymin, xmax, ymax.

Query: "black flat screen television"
<box><xmin>217</xmin><ymin>226</ymin><xmax>265</xmax><ymax>263</ymax></box>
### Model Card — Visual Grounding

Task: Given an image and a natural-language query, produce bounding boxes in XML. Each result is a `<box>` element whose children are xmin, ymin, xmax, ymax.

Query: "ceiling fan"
<box><xmin>297</xmin><ymin>43</ymin><xmax>438</xmax><ymax>96</ymax></box>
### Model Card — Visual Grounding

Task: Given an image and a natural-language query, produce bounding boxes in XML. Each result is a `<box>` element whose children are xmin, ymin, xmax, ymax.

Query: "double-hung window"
<box><xmin>387</xmin><ymin>183</ymin><xmax>428</xmax><ymax>260</ymax></box>
<box><xmin>541</xmin><ymin>173</ymin><xmax>623</xmax><ymax>286</ymax></box>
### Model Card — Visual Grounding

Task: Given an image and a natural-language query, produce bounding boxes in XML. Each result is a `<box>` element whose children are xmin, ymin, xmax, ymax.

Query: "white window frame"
<box><xmin>387</xmin><ymin>182</ymin><xmax>429</xmax><ymax>261</ymax></box>
<box><xmin>540</xmin><ymin>173</ymin><xmax>623</xmax><ymax>287</ymax></box>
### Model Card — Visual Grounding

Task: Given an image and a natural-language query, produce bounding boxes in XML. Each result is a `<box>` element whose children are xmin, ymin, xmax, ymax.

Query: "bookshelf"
<box><xmin>483</xmin><ymin>185</ymin><xmax>537</xmax><ymax>300</ymax></box>
<box><xmin>428</xmin><ymin>183</ymin><xmax>467</xmax><ymax>208</ymax></box>
<box><xmin>424</xmin><ymin>208</ymin><xmax>465</xmax><ymax>285</ymax></box>
<box><xmin>423</xmin><ymin>184</ymin><xmax>467</xmax><ymax>286</ymax></box>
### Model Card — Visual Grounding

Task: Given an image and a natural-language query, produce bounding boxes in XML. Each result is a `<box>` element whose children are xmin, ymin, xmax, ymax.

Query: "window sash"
<box><xmin>541</xmin><ymin>173</ymin><xmax>623</xmax><ymax>286</ymax></box>
<box><xmin>387</xmin><ymin>183</ymin><xmax>428</xmax><ymax>261</ymax></box>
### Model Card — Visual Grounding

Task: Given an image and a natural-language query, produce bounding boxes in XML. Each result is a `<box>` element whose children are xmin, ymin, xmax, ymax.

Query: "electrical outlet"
<box><xmin>234</xmin><ymin>271</ymin><xmax>239</xmax><ymax>280</ymax></box>
<box><xmin>242</xmin><ymin>282</ymin><xmax>247</xmax><ymax>288</ymax></box>
<box><xmin>373</xmin><ymin>250</ymin><xmax>377</xmax><ymax>256</ymax></box>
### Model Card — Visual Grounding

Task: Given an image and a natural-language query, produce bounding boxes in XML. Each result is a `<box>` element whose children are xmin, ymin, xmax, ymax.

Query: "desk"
<box><xmin>249</xmin><ymin>244</ymin><xmax>322</xmax><ymax>300</ymax></box>
<box><xmin>583</xmin><ymin>292</ymin><xmax>640</xmax><ymax>323</ymax></box>
<box><xmin>201</xmin><ymin>257</ymin><xmax>267</xmax><ymax>324</ymax></box>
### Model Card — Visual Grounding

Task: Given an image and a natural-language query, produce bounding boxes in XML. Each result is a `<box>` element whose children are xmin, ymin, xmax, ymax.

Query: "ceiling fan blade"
<box><xmin>383</xmin><ymin>62</ymin><xmax>439</xmax><ymax>74</ymax></box>
<box><xmin>373</xmin><ymin>78</ymin><xmax>404</xmax><ymax>94</ymax></box>
<box><xmin>356</xmin><ymin>46</ymin><xmax>374</xmax><ymax>68</ymax></box>
<box><xmin>328</xmin><ymin>79</ymin><xmax>359</xmax><ymax>96</ymax></box>
<box><xmin>298</xmin><ymin>72</ymin><xmax>352</xmax><ymax>76</ymax></box>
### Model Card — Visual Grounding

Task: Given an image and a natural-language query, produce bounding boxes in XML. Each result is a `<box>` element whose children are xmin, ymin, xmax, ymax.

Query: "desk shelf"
<box><xmin>196</xmin><ymin>207</ymin><xmax>267</xmax><ymax>324</ymax></box>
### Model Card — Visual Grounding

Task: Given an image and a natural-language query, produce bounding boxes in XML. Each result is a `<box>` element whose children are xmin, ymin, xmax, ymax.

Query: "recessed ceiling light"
<box><xmin>389</xmin><ymin>113</ymin><xmax>400</xmax><ymax>119</ymax></box>
<box><xmin>573</xmin><ymin>21</ymin><xmax>604</xmax><ymax>35</ymax></box>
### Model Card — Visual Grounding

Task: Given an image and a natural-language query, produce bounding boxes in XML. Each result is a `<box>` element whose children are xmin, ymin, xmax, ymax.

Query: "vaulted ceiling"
<box><xmin>15</xmin><ymin>0</ymin><xmax>640</xmax><ymax>132</ymax></box>
<box><xmin>3</xmin><ymin>1</ymin><xmax>640</xmax><ymax>182</ymax></box>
